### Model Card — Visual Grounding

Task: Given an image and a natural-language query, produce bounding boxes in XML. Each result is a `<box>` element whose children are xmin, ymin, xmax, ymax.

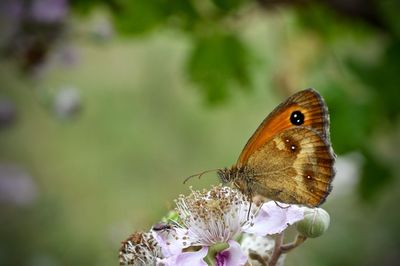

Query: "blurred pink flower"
<box><xmin>0</xmin><ymin>98</ymin><xmax>17</xmax><ymax>128</ymax></box>
<box><xmin>31</xmin><ymin>0</ymin><xmax>68</xmax><ymax>23</ymax></box>
<box><xmin>0</xmin><ymin>164</ymin><xmax>37</xmax><ymax>206</ymax></box>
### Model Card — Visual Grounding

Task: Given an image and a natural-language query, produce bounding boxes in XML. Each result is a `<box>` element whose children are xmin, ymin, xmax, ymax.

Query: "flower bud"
<box><xmin>296</xmin><ymin>207</ymin><xmax>330</xmax><ymax>238</ymax></box>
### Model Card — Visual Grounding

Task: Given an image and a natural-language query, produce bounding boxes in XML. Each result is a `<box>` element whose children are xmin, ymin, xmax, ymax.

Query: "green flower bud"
<box><xmin>296</xmin><ymin>207</ymin><xmax>330</xmax><ymax>238</ymax></box>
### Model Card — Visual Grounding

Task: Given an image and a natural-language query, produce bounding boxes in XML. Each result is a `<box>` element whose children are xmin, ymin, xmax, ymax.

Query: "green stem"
<box><xmin>204</xmin><ymin>242</ymin><xmax>229</xmax><ymax>266</ymax></box>
<box><xmin>281</xmin><ymin>234</ymin><xmax>307</xmax><ymax>253</ymax></box>
<box><xmin>248</xmin><ymin>250</ymin><xmax>268</xmax><ymax>266</ymax></box>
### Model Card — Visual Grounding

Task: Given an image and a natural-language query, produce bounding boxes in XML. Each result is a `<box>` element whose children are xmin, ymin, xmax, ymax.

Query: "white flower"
<box><xmin>152</xmin><ymin>185</ymin><xmax>304</xmax><ymax>266</ymax></box>
<box><xmin>176</xmin><ymin>185</ymin><xmax>252</xmax><ymax>246</ymax></box>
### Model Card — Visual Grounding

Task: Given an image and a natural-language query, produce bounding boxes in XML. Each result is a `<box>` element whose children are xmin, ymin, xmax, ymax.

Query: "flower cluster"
<box><xmin>119</xmin><ymin>185</ymin><xmax>325</xmax><ymax>266</ymax></box>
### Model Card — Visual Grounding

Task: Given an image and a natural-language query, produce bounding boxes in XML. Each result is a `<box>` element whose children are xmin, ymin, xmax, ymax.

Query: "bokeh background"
<box><xmin>0</xmin><ymin>0</ymin><xmax>399</xmax><ymax>265</ymax></box>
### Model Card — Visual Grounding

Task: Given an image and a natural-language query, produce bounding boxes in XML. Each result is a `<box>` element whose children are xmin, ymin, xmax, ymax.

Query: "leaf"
<box><xmin>348</xmin><ymin>39</ymin><xmax>400</xmax><ymax>119</ymax></box>
<box><xmin>212</xmin><ymin>0</ymin><xmax>248</xmax><ymax>12</ymax></box>
<box><xmin>109</xmin><ymin>0</ymin><xmax>166</xmax><ymax>35</ymax></box>
<box><xmin>379</xmin><ymin>0</ymin><xmax>400</xmax><ymax>37</ymax></box>
<box><xmin>324</xmin><ymin>85</ymin><xmax>377</xmax><ymax>154</ymax></box>
<box><xmin>187</xmin><ymin>32</ymin><xmax>253</xmax><ymax>104</ymax></box>
<box><xmin>359</xmin><ymin>150</ymin><xmax>393</xmax><ymax>202</ymax></box>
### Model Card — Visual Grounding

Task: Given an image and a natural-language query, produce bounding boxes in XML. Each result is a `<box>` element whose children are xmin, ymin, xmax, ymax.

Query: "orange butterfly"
<box><xmin>189</xmin><ymin>89</ymin><xmax>335</xmax><ymax>207</ymax></box>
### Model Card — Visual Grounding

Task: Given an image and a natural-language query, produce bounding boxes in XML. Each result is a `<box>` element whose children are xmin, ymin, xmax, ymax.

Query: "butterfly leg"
<box><xmin>274</xmin><ymin>201</ymin><xmax>291</xmax><ymax>209</ymax></box>
<box><xmin>246</xmin><ymin>190</ymin><xmax>254</xmax><ymax>221</ymax></box>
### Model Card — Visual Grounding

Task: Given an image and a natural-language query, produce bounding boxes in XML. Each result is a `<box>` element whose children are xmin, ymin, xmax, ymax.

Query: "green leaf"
<box><xmin>187</xmin><ymin>32</ymin><xmax>253</xmax><ymax>104</ymax></box>
<box><xmin>359</xmin><ymin>151</ymin><xmax>393</xmax><ymax>202</ymax></box>
<box><xmin>348</xmin><ymin>39</ymin><xmax>400</xmax><ymax>119</ymax></box>
<box><xmin>110</xmin><ymin>0</ymin><xmax>166</xmax><ymax>35</ymax></box>
<box><xmin>70</xmin><ymin>0</ymin><xmax>109</xmax><ymax>14</ymax></box>
<box><xmin>379</xmin><ymin>0</ymin><xmax>400</xmax><ymax>37</ymax></box>
<box><xmin>212</xmin><ymin>0</ymin><xmax>248</xmax><ymax>12</ymax></box>
<box><xmin>324</xmin><ymin>85</ymin><xmax>377</xmax><ymax>154</ymax></box>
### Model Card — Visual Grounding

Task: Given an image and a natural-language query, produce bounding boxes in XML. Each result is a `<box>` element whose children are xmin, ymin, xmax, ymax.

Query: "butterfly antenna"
<box><xmin>183</xmin><ymin>169</ymin><xmax>219</xmax><ymax>184</ymax></box>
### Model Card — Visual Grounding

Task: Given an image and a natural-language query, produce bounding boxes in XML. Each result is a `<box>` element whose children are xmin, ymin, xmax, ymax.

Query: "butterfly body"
<box><xmin>218</xmin><ymin>89</ymin><xmax>335</xmax><ymax>207</ymax></box>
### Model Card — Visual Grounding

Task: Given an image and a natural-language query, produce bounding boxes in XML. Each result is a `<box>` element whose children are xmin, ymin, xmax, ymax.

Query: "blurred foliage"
<box><xmin>359</xmin><ymin>150</ymin><xmax>393</xmax><ymax>203</ymax></box>
<box><xmin>70</xmin><ymin>0</ymin><xmax>400</xmax><ymax>201</ymax></box>
<box><xmin>1</xmin><ymin>0</ymin><xmax>400</xmax><ymax>265</ymax></box>
<box><xmin>349</xmin><ymin>40</ymin><xmax>400</xmax><ymax>119</ymax></box>
<box><xmin>188</xmin><ymin>32</ymin><xmax>253</xmax><ymax>103</ymax></box>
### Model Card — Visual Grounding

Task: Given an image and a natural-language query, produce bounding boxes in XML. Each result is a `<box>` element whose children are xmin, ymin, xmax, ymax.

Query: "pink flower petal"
<box><xmin>216</xmin><ymin>240</ymin><xmax>248</xmax><ymax>266</ymax></box>
<box><xmin>157</xmin><ymin>255</ymin><xmax>178</xmax><ymax>265</ymax></box>
<box><xmin>173</xmin><ymin>247</ymin><xmax>208</xmax><ymax>266</ymax></box>
<box><xmin>152</xmin><ymin>227</ymin><xmax>190</xmax><ymax>257</ymax></box>
<box><xmin>244</xmin><ymin>201</ymin><xmax>304</xmax><ymax>236</ymax></box>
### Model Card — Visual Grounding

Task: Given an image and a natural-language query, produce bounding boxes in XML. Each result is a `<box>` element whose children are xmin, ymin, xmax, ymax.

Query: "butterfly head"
<box><xmin>217</xmin><ymin>167</ymin><xmax>254</xmax><ymax>206</ymax></box>
<box><xmin>217</xmin><ymin>168</ymin><xmax>233</xmax><ymax>184</ymax></box>
<box><xmin>218</xmin><ymin>167</ymin><xmax>243</xmax><ymax>185</ymax></box>
<box><xmin>217</xmin><ymin>166</ymin><xmax>245</xmax><ymax>187</ymax></box>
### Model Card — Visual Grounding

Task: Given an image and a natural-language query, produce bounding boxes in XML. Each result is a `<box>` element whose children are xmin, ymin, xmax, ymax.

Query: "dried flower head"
<box><xmin>119</xmin><ymin>231</ymin><xmax>162</xmax><ymax>266</ymax></box>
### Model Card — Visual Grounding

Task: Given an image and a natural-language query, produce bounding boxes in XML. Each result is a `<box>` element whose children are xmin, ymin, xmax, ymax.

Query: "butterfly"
<box><xmin>191</xmin><ymin>89</ymin><xmax>335</xmax><ymax>207</ymax></box>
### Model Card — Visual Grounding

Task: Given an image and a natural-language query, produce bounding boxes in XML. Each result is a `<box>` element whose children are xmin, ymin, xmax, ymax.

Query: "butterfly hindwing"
<box><xmin>239</xmin><ymin>127</ymin><xmax>335</xmax><ymax>207</ymax></box>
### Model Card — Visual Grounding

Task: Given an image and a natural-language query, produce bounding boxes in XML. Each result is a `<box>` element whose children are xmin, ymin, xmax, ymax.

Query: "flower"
<box><xmin>0</xmin><ymin>164</ymin><xmax>38</xmax><ymax>206</ymax></box>
<box><xmin>31</xmin><ymin>0</ymin><xmax>68</xmax><ymax>23</ymax></box>
<box><xmin>175</xmin><ymin>185</ymin><xmax>251</xmax><ymax>246</ymax></box>
<box><xmin>0</xmin><ymin>98</ymin><xmax>16</xmax><ymax>128</ymax></box>
<box><xmin>296</xmin><ymin>207</ymin><xmax>330</xmax><ymax>238</ymax></box>
<box><xmin>152</xmin><ymin>185</ymin><xmax>304</xmax><ymax>266</ymax></box>
<box><xmin>53</xmin><ymin>86</ymin><xmax>82</xmax><ymax>119</ymax></box>
<box><xmin>119</xmin><ymin>231</ymin><xmax>162</xmax><ymax>266</ymax></box>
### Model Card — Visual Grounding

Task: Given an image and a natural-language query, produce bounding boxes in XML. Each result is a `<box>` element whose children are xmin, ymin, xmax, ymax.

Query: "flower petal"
<box><xmin>152</xmin><ymin>227</ymin><xmax>190</xmax><ymax>257</ymax></box>
<box><xmin>157</xmin><ymin>255</ymin><xmax>178</xmax><ymax>266</ymax></box>
<box><xmin>216</xmin><ymin>240</ymin><xmax>248</xmax><ymax>266</ymax></box>
<box><xmin>174</xmin><ymin>247</ymin><xmax>208</xmax><ymax>266</ymax></box>
<box><xmin>243</xmin><ymin>201</ymin><xmax>304</xmax><ymax>236</ymax></box>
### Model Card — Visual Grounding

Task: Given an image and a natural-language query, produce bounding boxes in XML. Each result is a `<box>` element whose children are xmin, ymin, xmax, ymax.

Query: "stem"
<box><xmin>268</xmin><ymin>233</ymin><xmax>284</xmax><ymax>266</ymax></box>
<box><xmin>268</xmin><ymin>233</ymin><xmax>308</xmax><ymax>266</ymax></box>
<box><xmin>205</xmin><ymin>242</ymin><xmax>229</xmax><ymax>266</ymax></box>
<box><xmin>281</xmin><ymin>234</ymin><xmax>307</xmax><ymax>253</ymax></box>
<box><xmin>248</xmin><ymin>249</ymin><xmax>268</xmax><ymax>266</ymax></box>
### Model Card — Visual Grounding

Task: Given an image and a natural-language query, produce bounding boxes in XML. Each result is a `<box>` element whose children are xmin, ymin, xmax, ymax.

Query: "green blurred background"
<box><xmin>0</xmin><ymin>0</ymin><xmax>399</xmax><ymax>265</ymax></box>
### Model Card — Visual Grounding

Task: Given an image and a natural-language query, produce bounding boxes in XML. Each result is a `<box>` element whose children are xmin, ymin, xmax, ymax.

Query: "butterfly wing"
<box><xmin>240</xmin><ymin>127</ymin><xmax>335</xmax><ymax>206</ymax></box>
<box><xmin>237</xmin><ymin>88</ymin><xmax>330</xmax><ymax>166</ymax></box>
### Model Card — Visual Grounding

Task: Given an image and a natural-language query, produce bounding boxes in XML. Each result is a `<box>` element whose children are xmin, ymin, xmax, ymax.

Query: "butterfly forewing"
<box><xmin>237</xmin><ymin>89</ymin><xmax>330</xmax><ymax>166</ymax></box>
